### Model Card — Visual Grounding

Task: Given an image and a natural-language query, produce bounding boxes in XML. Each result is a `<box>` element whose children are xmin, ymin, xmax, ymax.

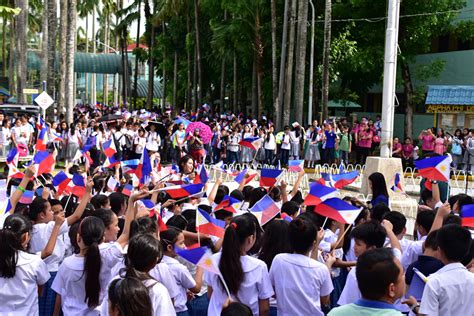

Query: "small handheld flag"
<box><xmin>121</xmin><ymin>159</ymin><xmax>140</xmax><ymax>174</ymax></box>
<box><xmin>234</xmin><ymin>168</ymin><xmax>257</xmax><ymax>185</ymax></box>
<box><xmin>196</xmin><ymin>208</ymin><xmax>225</xmax><ymax>238</ymax></box>
<box><xmin>260</xmin><ymin>168</ymin><xmax>284</xmax><ymax>187</ymax></box>
<box><xmin>461</xmin><ymin>204</ymin><xmax>474</xmax><ymax>227</ymax></box>
<box><xmin>250</xmin><ymin>195</ymin><xmax>280</xmax><ymax>226</ymax></box>
<box><xmin>103</xmin><ymin>138</ymin><xmax>117</xmax><ymax>158</ymax></box>
<box><xmin>288</xmin><ymin>160</ymin><xmax>304</xmax><ymax>173</ymax></box>
<box><xmin>320</xmin><ymin>171</ymin><xmax>359</xmax><ymax>189</ymax></box>
<box><xmin>194</xmin><ymin>164</ymin><xmax>209</xmax><ymax>185</ymax></box>
<box><xmin>414</xmin><ymin>155</ymin><xmax>451</xmax><ymax>182</ymax></box>
<box><xmin>176</xmin><ymin>246</ymin><xmax>221</xmax><ymax>275</ymax></box>
<box><xmin>35</xmin><ymin>126</ymin><xmax>49</xmax><ymax>151</ymax></box>
<box><xmin>32</xmin><ymin>151</ymin><xmax>55</xmax><ymax>176</ymax></box>
<box><xmin>6</xmin><ymin>147</ymin><xmax>19</xmax><ymax>167</ymax></box>
<box><xmin>136</xmin><ymin>148</ymin><xmax>152</xmax><ymax>186</ymax></box>
<box><xmin>214</xmin><ymin>195</ymin><xmax>242</xmax><ymax>213</ymax></box>
<box><xmin>314</xmin><ymin>198</ymin><xmax>362</xmax><ymax>225</ymax></box>
<box><xmin>52</xmin><ymin>171</ymin><xmax>71</xmax><ymax>194</ymax></box>
<box><xmin>159</xmin><ymin>183</ymin><xmax>204</xmax><ymax>199</ymax></box>
<box><xmin>107</xmin><ymin>177</ymin><xmax>119</xmax><ymax>192</ymax></box>
<box><xmin>304</xmin><ymin>182</ymin><xmax>338</xmax><ymax>206</ymax></box>
<box><xmin>239</xmin><ymin>137</ymin><xmax>262</xmax><ymax>150</ymax></box>
<box><xmin>121</xmin><ymin>184</ymin><xmax>133</xmax><ymax>197</ymax></box>
<box><xmin>406</xmin><ymin>268</ymin><xmax>428</xmax><ymax>301</ymax></box>
<box><xmin>391</xmin><ymin>173</ymin><xmax>404</xmax><ymax>193</ymax></box>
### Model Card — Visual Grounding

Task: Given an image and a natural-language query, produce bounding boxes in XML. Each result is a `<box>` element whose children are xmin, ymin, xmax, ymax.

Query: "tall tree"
<box><xmin>58</xmin><ymin>0</ymin><xmax>67</xmax><ymax>114</ymax></box>
<box><xmin>321</xmin><ymin>0</ymin><xmax>331</xmax><ymax>120</ymax></box>
<box><xmin>46</xmin><ymin>0</ymin><xmax>57</xmax><ymax>105</ymax></box>
<box><xmin>193</xmin><ymin>0</ymin><xmax>202</xmax><ymax>105</ymax></box>
<box><xmin>293</xmin><ymin>0</ymin><xmax>308</xmax><ymax>124</ymax></box>
<box><xmin>65</xmin><ymin>0</ymin><xmax>76</xmax><ymax>123</ymax></box>
<box><xmin>14</xmin><ymin>0</ymin><xmax>28</xmax><ymax>103</ymax></box>
<box><xmin>276</xmin><ymin>0</ymin><xmax>289</xmax><ymax>130</ymax></box>
<box><xmin>282</xmin><ymin>0</ymin><xmax>296</xmax><ymax>126</ymax></box>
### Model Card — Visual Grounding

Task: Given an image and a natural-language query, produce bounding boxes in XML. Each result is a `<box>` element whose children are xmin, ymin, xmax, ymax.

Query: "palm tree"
<box><xmin>65</xmin><ymin>0</ymin><xmax>76</xmax><ymax>123</ymax></box>
<box><xmin>321</xmin><ymin>0</ymin><xmax>331</xmax><ymax>120</ymax></box>
<box><xmin>193</xmin><ymin>0</ymin><xmax>202</xmax><ymax>105</ymax></box>
<box><xmin>58</xmin><ymin>0</ymin><xmax>67</xmax><ymax>113</ymax></box>
<box><xmin>283</xmin><ymin>0</ymin><xmax>297</xmax><ymax>126</ymax></box>
<box><xmin>14</xmin><ymin>0</ymin><xmax>28</xmax><ymax>103</ymax></box>
<box><xmin>294</xmin><ymin>0</ymin><xmax>308</xmax><ymax>124</ymax></box>
<box><xmin>270</xmin><ymin>0</ymin><xmax>278</xmax><ymax>111</ymax></box>
<box><xmin>46</xmin><ymin>0</ymin><xmax>57</xmax><ymax>105</ymax></box>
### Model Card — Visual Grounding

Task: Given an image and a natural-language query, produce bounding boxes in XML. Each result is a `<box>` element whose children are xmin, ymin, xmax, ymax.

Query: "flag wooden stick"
<box><xmin>217</xmin><ymin>273</ymin><xmax>232</xmax><ymax>299</ymax></box>
<box><xmin>333</xmin><ymin>223</ymin><xmax>352</xmax><ymax>250</ymax></box>
<box><xmin>322</xmin><ymin>216</ymin><xmax>328</xmax><ymax>229</ymax></box>
<box><xmin>63</xmin><ymin>195</ymin><xmax>72</xmax><ymax>212</ymax></box>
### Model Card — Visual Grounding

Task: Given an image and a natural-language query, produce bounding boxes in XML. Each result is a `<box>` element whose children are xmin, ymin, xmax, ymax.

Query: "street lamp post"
<box><xmin>308</xmin><ymin>0</ymin><xmax>315</xmax><ymax>126</ymax></box>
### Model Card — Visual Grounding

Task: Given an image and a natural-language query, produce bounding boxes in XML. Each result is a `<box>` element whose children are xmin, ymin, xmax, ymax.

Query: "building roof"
<box><xmin>132</xmin><ymin>79</ymin><xmax>163</xmax><ymax>98</ymax></box>
<box><xmin>127</xmin><ymin>43</ymin><xmax>148</xmax><ymax>52</ymax></box>
<box><xmin>426</xmin><ymin>85</ymin><xmax>474</xmax><ymax>105</ymax></box>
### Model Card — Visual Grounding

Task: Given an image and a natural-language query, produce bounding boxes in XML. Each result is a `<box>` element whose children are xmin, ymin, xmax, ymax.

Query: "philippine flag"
<box><xmin>51</xmin><ymin>131</ymin><xmax>63</xmax><ymax>142</ymax></box>
<box><xmin>304</xmin><ymin>182</ymin><xmax>338</xmax><ymax>206</ymax></box>
<box><xmin>68</xmin><ymin>174</ymin><xmax>86</xmax><ymax>198</ymax></box>
<box><xmin>406</xmin><ymin>268</ymin><xmax>428</xmax><ymax>301</ymax></box>
<box><xmin>176</xmin><ymin>246</ymin><xmax>220</xmax><ymax>275</ymax></box>
<box><xmin>461</xmin><ymin>204</ymin><xmax>474</xmax><ymax>227</ymax></box>
<box><xmin>194</xmin><ymin>164</ymin><xmax>209</xmax><ymax>185</ymax></box>
<box><xmin>121</xmin><ymin>159</ymin><xmax>140</xmax><ymax>174</ymax></box>
<box><xmin>288</xmin><ymin>160</ymin><xmax>304</xmax><ymax>173</ymax></box>
<box><xmin>52</xmin><ymin>171</ymin><xmax>71</xmax><ymax>194</ymax></box>
<box><xmin>314</xmin><ymin>198</ymin><xmax>362</xmax><ymax>225</ymax></box>
<box><xmin>391</xmin><ymin>173</ymin><xmax>404</xmax><ymax>193</ymax></box>
<box><xmin>107</xmin><ymin>177</ymin><xmax>119</xmax><ymax>192</ymax></box>
<box><xmin>196</xmin><ymin>208</ymin><xmax>225</xmax><ymax>238</ymax></box>
<box><xmin>160</xmin><ymin>183</ymin><xmax>204</xmax><ymax>199</ymax></box>
<box><xmin>234</xmin><ymin>168</ymin><xmax>257</xmax><ymax>185</ymax></box>
<box><xmin>213</xmin><ymin>161</ymin><xmax>239</xmax><ymax>176</ymax></box>
<box><xmin>32</xmin><ymin>151</ymin><xmax>55</xmax><ymax>176</ymax></box>
<box><xmin>35</xmin><ymin>126</ymin><xmax>49</xmax><ymax>151</ymax></box>
<box><xmin>239</xmin><ymin>137</ymin><xmax>262</xmax><ymax>150</ymax></box>
<box><xmin>103</xmin><ymin>138</ymin><xmax>117</xmax><ymax>158</ymax></box>
<box><xmin>281</xmin><ymin>212</ymin><xmax>293</xmax><ymax>222</ymax></box>
<box><xmin>122</xmin><ymin>184</ymin><xmax>133</xmax><ymax>197</ymax></box>
<box><xmin>260</xmin><ymin>168</ymin><xmax>284</xmax><ymax>187</ymax></box>
<box><xmin>214</xmin><ymin>195</ymin><xmax>242</xmax><ymax>213</ymax></box>
<box><xmin>8</xmin><ymin>164</ymin><xmax>24</xmax><ymax>179</ymax></box>
<box><xmin>320</xmin><ymin>171</ymin><xmax>359</xmax><ymax>189</ymax></box>
<box><xmin>6</xmin><ymin>147</ymin><xmax>18</xmax><ymax>167</ymax></box>
<box><xmin>250</xmin><ymin>195</ymin><xmax>280</xmax><ymax>226</ymax></box>
<box><xmin>18</xmin><ymin>189</ymin><xmax>35</xmax><ymax>204</ymax></box>
<box><xmin>136</xmin><ymin>148</ymin><xmax>152</xmax><ymax>186</ymax></box>
<box><xmin>414</xmin><ymin>155</ymin><xmax>451</xmax><ymax>182</ymax></box>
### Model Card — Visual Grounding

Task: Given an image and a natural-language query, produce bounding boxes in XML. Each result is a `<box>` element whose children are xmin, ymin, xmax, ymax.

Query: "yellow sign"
<box><xmin>426</xmin><ymin>104</ymin><xmax>474</xmax><ymax>113</ymax></box>
<box><xmin>22</xmin><ymin>88</ymin><xmax>39</xmax><ymax>94</ymax></box>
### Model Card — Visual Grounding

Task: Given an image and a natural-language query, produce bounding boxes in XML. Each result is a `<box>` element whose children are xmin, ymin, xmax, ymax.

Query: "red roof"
<box><xmin>127</xmin><ymin>43</ymin><xmax>148</xmax><ymax>52</ymax></box>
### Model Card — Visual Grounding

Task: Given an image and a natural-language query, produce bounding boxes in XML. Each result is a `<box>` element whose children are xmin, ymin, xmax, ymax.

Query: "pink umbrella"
<box><xmin>186</xmin><ymin>122</ymin><xmax>213</xmax><ymax>144</ymax></box>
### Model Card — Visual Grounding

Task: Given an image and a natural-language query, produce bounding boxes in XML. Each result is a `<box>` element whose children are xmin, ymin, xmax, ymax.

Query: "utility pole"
<box><xmin>380</xmin><ymin>0</ymin><xmax>401</xmax><ymax>158</ymax></box>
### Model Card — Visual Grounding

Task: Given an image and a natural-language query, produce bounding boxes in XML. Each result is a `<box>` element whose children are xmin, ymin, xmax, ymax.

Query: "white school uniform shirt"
<box><xmin>281</xmin><ymin>134</ymin><xmax>291</xmax><ymax>150</ymax></box>
<box><xmin>269</xmin><ymin>253</ymin><xmax>333</xmax><ymax>316</ymax></box>
<box><xmin>264</xmin><ymin>133</ymin><xmax>276</xmax><ymax>150</ymax></box>
<box><xmin>29</xmin><ymin>221</ymin><xmax>69</xmax><ymax>272</ymax></box>
<box><xmin>401</xmin><ymin>236</ymin><xmax>426</xmax><ymax>270</ymax></box>
<box><xmin>100</xmin><ymin>277</ymin><xmax>176</xmax><ymax>316</ymax></box>
<box><xmin>345</xmin><ymin>238</ymin><xmax>357</xmax><ymax>262</ymax></box>
<box><xmin>338</xmin><ymin>248</ymin><xmax>402</xmax><ymax>306</ymax></box>
<box><xmin>149</xmin><ymin>262</ymin><xmax>181</xmax><ymax>301</ymax></box>
<box><xmin>0</xmin><ymin>251</ymin><xmax>50</xmax><ymax>316</ymax></box>
<box><xmin>205</xmin><ymin>253</ymin><xmax>274</xmax><ymax>316</ymax></box>
<box><xmin>51</xmin><ymin>243</ymin><xmax>123</xmax><ymax>316</ymax></box>
<box><xmin>419</xmin><ymin>262</ymin><xmax>474</xmax><ymax>316</ymax></box>
<box><xmin>161</xmin><ymin>255</ymin><xmax>196</xmax><ymax>313</ymax></box>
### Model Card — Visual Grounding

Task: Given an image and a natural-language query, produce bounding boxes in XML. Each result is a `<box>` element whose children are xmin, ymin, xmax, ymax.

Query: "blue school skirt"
<box><xmin>39</xmin><ymin>271</ymin><xmax>57</xmax><ymax>316</ymax></box>
<box><xmin>186</xmin><ymin>294</ymin><xmax>209</xmax><ymax>316</ymax></box>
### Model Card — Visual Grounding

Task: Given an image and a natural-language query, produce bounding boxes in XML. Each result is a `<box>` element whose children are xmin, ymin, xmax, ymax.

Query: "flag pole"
<box><xmin>63</xmin><ymin>195</ymin><xmax>72</xmax><ymax>212</ymax></box>
<box><xmin>217</xmin><ymin>273</ymin><xmax>232</xmax><ymax>299</ymax></box>
<box><xmin>333</xmin><ymin>224</ymin><xmax>352</xmax><ymax>250</ymax></box>
<box><xmin>322</xmin><ymin>216</ymin><xmax>328</xmax><ymax>229</ymax></box>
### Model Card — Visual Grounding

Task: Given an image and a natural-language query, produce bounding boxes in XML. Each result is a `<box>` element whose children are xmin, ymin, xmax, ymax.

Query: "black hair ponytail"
<box><xmin>79</xmin><ymin>216</ymin><xmax>105</xmax><ymax>308</ymax></box>
<box><xmin>0</xmin><ymin>214</ymin><xmax>32</xmax><ymax>278</ymax></box>
<box><xmin>219</xmin><ymin>215</ymin><xmax>256</xmax><ymax>295</ymax></box>
<box><xmin>108</xmin><ymin>277</ymin><xmax>152</xmax><ymax>316</ymax></box>
<box><xmin>125</xmin><ymin>234</ymin><xmax>162</xmax><ymax>280</ymax></box>
<box><xmin>160</xmin><ymin>227</ymin><xmax>181</xmax><ymax>251</ymax></box>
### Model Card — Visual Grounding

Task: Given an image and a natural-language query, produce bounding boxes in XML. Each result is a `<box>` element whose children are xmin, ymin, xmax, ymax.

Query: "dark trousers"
<box><xmin>281</xmin><ymin>149</ymin><xmax>290</xmax><ymax>166</ymax></box>
<box><xmin>265</xmin><ymin>149</ymin><xmax>275</xmax><ymax>165</ymax></box>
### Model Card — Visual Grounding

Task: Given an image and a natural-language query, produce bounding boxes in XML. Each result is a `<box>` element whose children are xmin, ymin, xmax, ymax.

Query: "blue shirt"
<box><xmin>325</xmin><ymin>131</ymin><xmax>337</xmax><ymax>149</ymax></box>
<box><xmin>371</xmin><ymin>194</ymin><xmax>389</xmax><ymax>208</ymax></box>
<box><xmin>329</xmin><ymin>299</ymin><xmax>403</xmax><ymax>316</ymax></box>
<box><xmin>405</xmin><ymin>255</ymin><xmax>444</xmax><ymax>285</ymax></box>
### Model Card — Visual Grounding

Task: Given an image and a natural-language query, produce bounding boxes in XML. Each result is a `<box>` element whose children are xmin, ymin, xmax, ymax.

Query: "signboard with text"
<box><xmin>426</xmin><ymin>104</ymin><xmax>474</xmax><ymax>114</ymax></box>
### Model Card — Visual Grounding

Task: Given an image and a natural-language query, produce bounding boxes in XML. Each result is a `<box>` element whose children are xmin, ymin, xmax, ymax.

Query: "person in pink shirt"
<box><xmin>418</xmin><ymin>128</ymin><xmax>435</xmax><ymax>156</ymax></box>
<box><xmin>392</xmin><ymin>137</ymin><xmax>402</xmax><ymax>158</ymax></box>
<box><xmin>434</xmin><ymin>128</ymin><xmax>447</xmax><ymax>155</ymax></box>
<box><xmin>402</xmin><ymin>137</ymin><xmax>414</xmax><ymax>168</ymax></box>
<box><xmin>357</xmin><ymin>124</ymin><xmax>373</xmax><ymax>165</ymax></box>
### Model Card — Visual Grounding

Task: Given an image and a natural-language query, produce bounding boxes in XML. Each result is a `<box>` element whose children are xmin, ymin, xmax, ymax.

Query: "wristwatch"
<box><xmin>410</xmin><ymin>303</ymin><xmax>420</xmax><ymax>313</ymax></box>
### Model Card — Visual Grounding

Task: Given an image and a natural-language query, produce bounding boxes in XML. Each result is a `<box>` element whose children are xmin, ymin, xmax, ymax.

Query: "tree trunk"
<box><xmin>283</xmin><ymin>0</ymin><xmax>297</xmax><ymax>127</ymax></box>
<box><xmin>219</xmin><ymin>57</ymin><xmax>225</xmax><ymax>113</ymax></box>
<box><xmin>91</xmin><ymin>6</ymin><xmax>96</xmax><ymax>106</ymax></box>
<box><xmin>162</xmin><ymin>22</ymin><xmax>167</xmax><ymax>108</ymax></box>
<box><xmin>186</xmin><ymin>13</ymin><xmax>192</xmax><ymax>112</ymax></box>
<box><xmin>40</xmin><ymin>0</ymin><xmax>49</xmax><ymax>85</ymax></box>
<box><xmin>15</xmin><ymin>0</ymin><xmax>28</xmax><ymax>103</ymax></box>
<box><xmin>84</xmin><ymin>15</ymin><xmax>89</xmax><ymax>103</ymax></box>
<box><xmin>121</xmin><ymin>31</ymin><xmax>129</xmax><ymax>107</ymax></box>
<box><xmin>8</xmin><ymin>17</ymin><xmax>15</xmax><ymax>94</ymax></box>
<box><xmin>251</xmin><ymin>56</ymin><xmax>257</xmax><ymax>117</ymax></box>
<box><xmin>321</xmin><ymin>0</ymin><xmax>332</xmax><ymax>120</ymax></box>
<box><xmin>145</xmin><ymin>0</ymin><xmax>154</xmax><ymax>109</ymax></box>
<box><xmin>103</xmin><ymin>14</ymin><xmax>109</xmax><ymax>105</ymax></box>
<box><xmin>132</xmin><ymin>0</ymin><xmax>141</xmax><ymax>110</ymax></box>
<box><xmin>233</xmin><ymin>53</ymin><xmax>237</xmax><ymax>114</ymax></box>
<box><xmin>193</xmin><ymin>0</ymin><xmax>202</xmax><ymax>105</ymax></box>
<box><xmin>172</xmin><ymin>50</ymin><xmax>178</xmax><ymax>108</ymax></box>
<box><xmin>47</xmin><ymin>0</ymin><xmax>57</xmax><ymax>112</ymax></box>
<box><xmin>270</xmin><ymin>0</ymin><xmax>278</xmax><ymax>106</ymax></box>
<box><xmin>58</xmin><ymin>0</ymin><xmax>68</xmax><ymax>114</ymax></box>
<box><xmin>277</xmin><ymin>0</ymin><xmax>290</xmax><ymax>130</ymax></box>
<box><xmin>65</xmin><ymin>0</ymin><xmax>76</xmax><ymax>123</ymax></box>
<box><xmin>255</xmin><ymin>13</ymin><xmax>264</xmax><ymax>119</ymax></box>
<box><xmin>114</xmin><ymin>1</ymin><xmax>120</xmax><ymax>106</ymax></box>
<box><xmin>2</xmin><ymin>18</ymin><xmax>7</xmax><ymax>77</ymax></box>
<box><xmin>294</xmin><ymin>0</ymin><xmax>308</xmax><ymax>124</ymax></box>
<box><xmin>401</xmin><ymin>61</ymin><xmax>414</xmax><ymax>139</ymax></box>
<box><xmin>192</xmin><ymin>44</ymin><xmax>197</xmax><ymax>111</ymax></box>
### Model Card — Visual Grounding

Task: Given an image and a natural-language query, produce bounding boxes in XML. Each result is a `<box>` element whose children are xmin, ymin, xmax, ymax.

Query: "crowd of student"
<box><xmin>1</xmin><ymin>131</ymin><xmax>473</xmax><ymax>316</ymax></box>
<box><xmin>1</xmin><ymin>105</ymin><xmax>474</xmax><ymax>174</ymax></box>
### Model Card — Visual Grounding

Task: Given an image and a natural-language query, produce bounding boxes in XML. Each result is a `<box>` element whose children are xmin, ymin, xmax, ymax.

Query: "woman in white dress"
<box><xmin>241</xmin><ymin>125</ymin><xmax>254</xmax><ymax>163</ymax></box>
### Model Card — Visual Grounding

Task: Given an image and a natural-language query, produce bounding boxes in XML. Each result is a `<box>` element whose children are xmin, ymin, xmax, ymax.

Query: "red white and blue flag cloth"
<box><xmin>391</xmin><ymin>173</ymin><xmax>404</xmax><ymax>193</ymax></box>
<box><xmin>35</xmin><ymin>126</ymin><xmax>49</xmax><ymax>151</ymax></box>
<box><xmin>234</xmin><ymin>168</ymin><xmax>258</xmax><ymax>185</ymax></box>
<box><xmin>250</xmin><ymin>195</ymin><xmax>280</xmax><ymax>226</ymax></box>
<box><xmin>52</xmin><ymin>171</ymin><xmax>71</xmax><ymax>194</ymax></box>
<box><xmin>461</xmin><ymin>204</ymin><xmax>474</xmax><ymax>227</ymax></box>
<box><xmin>51</xmin><ymin>131</ymin><xmax>63</xmax><ymax>142</ymax></box>
<box><xmin>136</xmin><ymin>148</ymin><xmax>153</xmax><ymax>186</ymax></box>
<box><xmin>414</xmin><ymin>155</ymin><xmax>451</xmax><ymax>182</ymax></box>
<box><xmin>319</xmin><ymin>171</ymin><xmax>359</xmax><ymax>189</ymax></box>
<box><xmin>103</xmin><ymin>138</ymin><xmax>117</xmax><ymax>158</ymax></box>
<box><xmin>121</xmin><ymin>159</ymin><xmax>140</xmax><ymax>174</ymax></box>
<box><xmin>288</xmin><ymin>160</ymin><xmax>304</xmax><ymax>172</ymax></box>
<box><xmin>6</xmin><ymin>147</ymin><xmax>18</xmax><ymax>167</ymax></box>
<box><xmin>196</xmin><ymin>208</ymin><xmax>225</xmax><ymax>238</ymax></box>
<box><xmin>68</xmin><ymin>174</ymin><xmax>86</xmax><ymax>198</ymax></box>
<box><xmin>175</xmin><ymin>246</ymin><xmax>220</xmax><ymax>275</ymax></box>
<box><xmin>194</xmin><ymin>164</ymin><xmax>209</xmax><ymax>185</ymax></box>
<box><xmin>32</xmin><ymin>151</ymin><xmax>55</xmax><ymax>176</ymax></box>
<box><xmin>239</xmin><ymin>137</ymin><xmax>262</xmax><ymax>150</ymax></box>
<box><xmin>158</xmin><ymin>183</ymin><xmax>204</xmax><ymax>199</ymax></box>
<box><xmin>304</xmin><ymin>182</ymin><xmax>338</xmax><ymax>206</ymax></box>
<box><xmin>121</xmin><ymin>184</ymin><xmax>133</xmax><ymax>197</ymax></box>
<box><xmin>212</xmin><ymin>161</ymin><xmax>240</xmax><ymax>176</ymax></box>
<box><xmin>214</xmin><ymin>195</ymin><xmax>242</xmax><ymax>213</ymax></box>
<box><xmin>260</xmin><ymin>168</ymin><xmax>284</xmax><ymax>187</ymax></box>
<box><xmin>107</xmin><ymin>177</ymin><xmax>119</xmax><ymax>192</ymax></box>
<box><xmin>314</xmin><ymin>198</ymin><xmax>362</xmax><ymax>225</ymax></box>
